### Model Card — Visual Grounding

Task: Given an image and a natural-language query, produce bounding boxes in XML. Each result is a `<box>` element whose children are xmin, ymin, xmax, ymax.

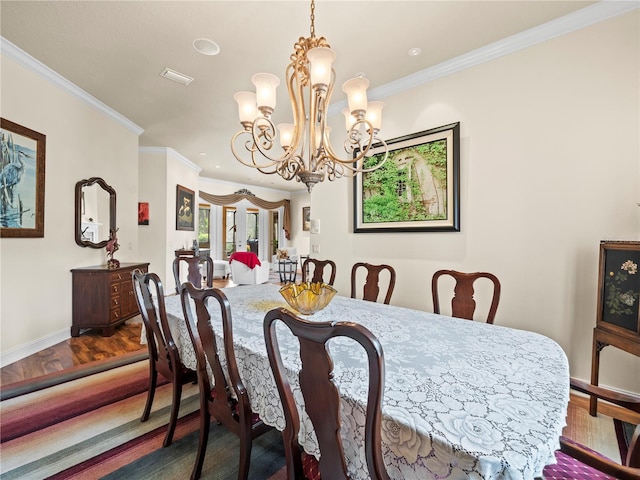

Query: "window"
<box><xmin>198</xmin><ymin>204</ymin><xmax>210</xmax><ymax>248</ymax></box>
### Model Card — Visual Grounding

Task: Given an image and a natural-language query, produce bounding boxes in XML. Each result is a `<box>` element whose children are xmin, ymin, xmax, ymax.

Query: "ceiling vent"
<box><xmin>160</xmin><ymin>68</ymin><xmax>193</xmax><ymax>86</ymax></box>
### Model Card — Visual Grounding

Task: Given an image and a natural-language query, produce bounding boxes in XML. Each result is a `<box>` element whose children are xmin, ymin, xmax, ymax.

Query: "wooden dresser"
<box><xmin>71</xmin><ymin>262</ymin><xmax>149</xmax><ymax>337</ymax></box>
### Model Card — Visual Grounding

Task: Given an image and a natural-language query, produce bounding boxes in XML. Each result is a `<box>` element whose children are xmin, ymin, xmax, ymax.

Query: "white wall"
<box><xmin>289</xmin><ymin>190</ymin><xmax>311</xmax><ymax>257</ymax></box>
<box><xmin>138</xmin><ymin>148</ymin><xmax>168</xmax><ymax>280</ymax></box>
<box><xmin>1</xmin><ymin>49</ymin><xmax>141</xmax><ymax>362</ymax></box>
<box><xmin>314</xmin><ymin>11</ymin><xmax>640</xmax><ymax>392</ymax></box>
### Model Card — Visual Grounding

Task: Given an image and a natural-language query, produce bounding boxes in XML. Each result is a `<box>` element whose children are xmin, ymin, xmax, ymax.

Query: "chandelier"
<box><xmin>231</xmin><ymin>0</ymin><xmax>388</xmax><ymax>193</ymax></box>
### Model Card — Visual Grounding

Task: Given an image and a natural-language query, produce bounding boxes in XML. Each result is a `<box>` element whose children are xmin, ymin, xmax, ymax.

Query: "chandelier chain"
<box><xmin>310</xmin><ymin>0</ymin><xmax>315</xmax><ymax>38</ymax></box>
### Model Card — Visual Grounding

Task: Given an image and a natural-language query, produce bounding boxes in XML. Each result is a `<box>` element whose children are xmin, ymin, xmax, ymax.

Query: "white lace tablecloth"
<box><xmin>161</xmin><ymin>284</ymin><xmax>569</xmax><ymax>480</ymax></box>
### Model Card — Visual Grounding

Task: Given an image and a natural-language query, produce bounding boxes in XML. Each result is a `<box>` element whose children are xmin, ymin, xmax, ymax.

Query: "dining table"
<box><xmin>160</xmin><ymin>283</ymin><xmax>570</xmax><ymax>480</ymax></box>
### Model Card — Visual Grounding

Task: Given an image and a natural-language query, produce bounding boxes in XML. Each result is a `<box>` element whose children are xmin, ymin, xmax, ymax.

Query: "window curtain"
<box><xmin>199</xmin><ymin>191</ymin><xmax>291</xmax><ymax>240</ymax></box>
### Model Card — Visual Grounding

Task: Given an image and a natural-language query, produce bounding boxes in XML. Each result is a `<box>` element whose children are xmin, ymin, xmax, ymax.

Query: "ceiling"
<box><xmin>1</xmin><ymin>0</ymin><xmax>599</xmax><ymax>192</ymax></box>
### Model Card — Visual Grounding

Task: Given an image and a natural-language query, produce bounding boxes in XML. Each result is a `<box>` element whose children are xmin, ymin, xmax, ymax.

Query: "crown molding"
<box><xmin>329</xmin><ymin>1</ymin><xmax>639</xmax><ymax>115</ymax></box>
<box><xmin>199</xmin><ymin>175</ymin><xmax>293</xmax><ymax>195</ymax></box>
<box><xmin>1</xmin><ymin>36</ymin><xmax>144</xmax><ymax>136</ymax></box>
<box><xmin>139</xmin><ymin>146</ymin><xmax>201</xmax><ymax>172</ymax></box>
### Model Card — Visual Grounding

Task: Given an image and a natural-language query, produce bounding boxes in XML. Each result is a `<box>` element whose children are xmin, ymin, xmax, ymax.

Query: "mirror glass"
<box><xmin>75</xmin><ymin>177</ymin><xmax>116</xmax><ymax>248</ymax></box>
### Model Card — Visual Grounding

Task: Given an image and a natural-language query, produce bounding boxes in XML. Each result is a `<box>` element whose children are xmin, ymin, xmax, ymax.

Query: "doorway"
<box><xmin>222</xmin><ymin>203</ymin><xmax>261</xmax><ymax>260</ymax></box>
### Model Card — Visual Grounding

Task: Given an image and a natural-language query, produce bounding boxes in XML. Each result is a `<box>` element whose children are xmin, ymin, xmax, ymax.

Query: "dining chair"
<box><xmin>542</xmin><ymin>377</ymin><xmax>640</xmax><ymax>480</ymax></box>
<box><xmin>350</xmin><ymin>262</ymin><xmax>396</xmax><ymax>305</ymax></box>
<box><xmin>431</xmin><ymin>270</ymin><xmax>501</xmax><ymax>324</ymax></box>
<box><xmin>180</xmin><ymin>282</ymin><xmax>272</xmax><ymax>480</ymax></box>
<box><xmin>131</xmin><ymin>270</ymin><xmax>196</xmax><ymax>447</ymax></box>
<box><xmin>301</xmin><ymin>258</ymin><xmax>336</xmax><ymax>285</ymax></box>
<box><xmin>172</xmin><ymin>255</ymin><xmax>213</xmax><ymax>294</ymax></box>
<box><xmin>264</xmin><ymin>307</ymin><xmax>390</xmax><ymax>480</ymax></box>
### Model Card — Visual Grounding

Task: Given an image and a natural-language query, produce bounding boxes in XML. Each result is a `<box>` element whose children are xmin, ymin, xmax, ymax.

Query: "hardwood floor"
<box><xmin>0</xmin><ymin>275</ymin><xmax>240</xmax><ymax>387</ymax></box>
<box><xmin>0</xmin><ymin>319</ymin><xmax>145</xmax><ymax>386</ymax></box>
<box><xmin>1</xmin><ymin>272</ymin><xmax>637</xmax><ymax>467</ymax></box>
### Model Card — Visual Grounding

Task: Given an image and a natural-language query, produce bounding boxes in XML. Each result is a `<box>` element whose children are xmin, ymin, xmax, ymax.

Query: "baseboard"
<box><xmin>0</xmin><ymin>327</ymin><xmax>70</xmax><ymax>368</ymax></box>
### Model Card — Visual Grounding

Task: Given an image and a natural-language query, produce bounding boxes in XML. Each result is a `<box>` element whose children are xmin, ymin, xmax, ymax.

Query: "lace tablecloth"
<box><xmin>162</xmin><ymin>284</ymin><xmax>569</xmax><ymax>480</ymax></box>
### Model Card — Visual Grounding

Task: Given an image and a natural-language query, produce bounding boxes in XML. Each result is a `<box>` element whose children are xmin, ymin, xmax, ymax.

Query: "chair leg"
<box><xmin>237</xmin><ymin>428</ymin><xmax>253</xmax><ymax>480</ymax></box>
<box><xmin>141</xmin><ymin>365</ymin><xmax>158</xmax><ymax>422</ymax></box>
<box><xmin>163</xmin><ymin>380</ymin><xmax>182</xmax><ymax>447</ymax></box>
<box><xmin>190</xmin><ymin>408</ymin><xmax>211</xmax><ymax>480</ymax></box>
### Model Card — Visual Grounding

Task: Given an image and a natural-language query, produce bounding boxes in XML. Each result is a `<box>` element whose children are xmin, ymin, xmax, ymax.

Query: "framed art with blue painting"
<box><xmin>0</xmin><ymin>119</ymin><xmax>46</xmax><ymax>237</ymax></box>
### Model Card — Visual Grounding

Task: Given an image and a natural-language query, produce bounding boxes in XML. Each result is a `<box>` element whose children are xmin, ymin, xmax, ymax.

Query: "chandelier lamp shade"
<box><xmin>231</xmin><ymin>0</ymin><xmax>388</xmax><ymax>193</ymax></box>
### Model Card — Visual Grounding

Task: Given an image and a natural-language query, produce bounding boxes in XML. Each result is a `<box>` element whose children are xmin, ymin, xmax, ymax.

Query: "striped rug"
<box><xmin>1</xmin><ymin>358</ymin><xmax>287</xmax><ymax>479</ymax></box>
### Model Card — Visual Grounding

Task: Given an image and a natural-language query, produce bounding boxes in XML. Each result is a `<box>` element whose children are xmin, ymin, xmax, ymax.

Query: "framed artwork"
<box><xmin>0</xmin><ymin>118</ymin><xmax>46</xmax><ymax>237</ymax></box>
<box><xmin>138</xmin><ymin>202</ymin><xmax>149</xmax><ymax>225</ymax></box>
<box><xmin>353</xmin><ymin>122</ymin><xmax>460</xmax><ymax>233</ymax></box>
<box><xmin>302</xmin><ymin>206</ymin><xmax>310</xmax><ymax>231</ymax></box>
<box><xmin>176</xmin><ymin>184</ymin><xmax>195</xmax><ymax>231</ymax></box>
<box><xmin>596</xmin><ymin>240</ymin><xmax>640</xmax><ymax>336</ymax></box>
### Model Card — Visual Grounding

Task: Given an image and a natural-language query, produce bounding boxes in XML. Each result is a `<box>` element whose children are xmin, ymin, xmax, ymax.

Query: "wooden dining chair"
<box><xmin>264</xmin><ymin>307</ymin><xmax>390</xmax><ymax>480</ymax></box>
<box><xmin>131</xmin><ymin>270</ymin><xmax>196</xmax><ymax>447</ymax></box>
<box><xmin>172</xmin><ymin>255</ymin><xmax>213</xmax><ymax>294</ymax></box>
<box><xmin>301</xmin><ymin>258</ymin><xmax>336</xmax><ymax>285</ymax></box>
<box><xmin>350</xmin><ymin>262</ymin><xmax>396</xmax><ymax>305</ymax></box>
<box><xmin>431</xmin><ymin>270</ymin><xmax>501</xmax><ymax>324</ymax></box>
<box><xmin>179</xmin><ymin>282</ymin><xmax>272</xmax><ymax>480</ymax></box>
<box><xmin>542</xmin><ymin>377</ymin><xmax>640</xmax><ymax>480</ymax></box>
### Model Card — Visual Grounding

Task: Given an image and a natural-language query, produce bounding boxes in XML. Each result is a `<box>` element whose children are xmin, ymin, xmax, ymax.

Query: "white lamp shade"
<box><xmin>307</xmin><ymin>47</ymin><xmax>336</xmax><ymax>88</ymax></box>
<box><xmin>342</xmin><ymin>77</ymin><xmax>369</xmax><ymax>113</ymax></box>
<box><xmin>342</xmin><ymin>107</ymin><xmax>356</xmax><ymax>131</ymax></box>
<box><xmin>366</xmin><ymin>101</ymin><xmax>384</xmax><ymax>130</ymax></box>
<box><xmin>252</xmin><ymin>73</ymin><xmax>280</xmax><ymax>111</ymax></box>
<box><xmin>278</xmin><ymin>123</ymin><xmax>294</xmax><ymax>148</ymax></box>
<box><xmin>233</xmin><ymin>91</ymin><xmax>257</xmax><ymax>123</ymax></box>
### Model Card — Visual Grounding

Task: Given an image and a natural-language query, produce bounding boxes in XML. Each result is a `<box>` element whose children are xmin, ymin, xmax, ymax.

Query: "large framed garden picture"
<box><xmin>353</xmin><ymin>122</ymin><xmax>460</xmax><ymax>233</ymax></box>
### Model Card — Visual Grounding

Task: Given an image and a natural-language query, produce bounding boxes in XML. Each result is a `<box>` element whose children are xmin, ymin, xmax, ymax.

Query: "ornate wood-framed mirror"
<box><xmin>74</xmin><ymin>177</ymin><xmax>116</xmax><ymax>248</ymax></box>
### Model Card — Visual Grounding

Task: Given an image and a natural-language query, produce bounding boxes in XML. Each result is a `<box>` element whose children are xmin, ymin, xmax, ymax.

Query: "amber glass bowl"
<box><xmin>279</xmin><ymin>282</ymin><xmax>337</xmax><ymax>315</ymax></box>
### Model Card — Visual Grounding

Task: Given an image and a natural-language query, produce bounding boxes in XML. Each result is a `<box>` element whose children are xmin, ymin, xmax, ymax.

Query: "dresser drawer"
<box><xmin>110</xmin><ymin>295</ymin><xmax>122</xmax><ymax>309</ymax></box>
<box><xmin>111</xmin><ymin>282</ymin><xmax>121</xmax><ymax>296</ymax></box>
<box><xmin>110</xmin><ymin>307</ymin><xmax>122</xmax><ymax>323</ymax></box>
<box><xmin>110</xmin><ymin>271</ymin><xmax>128</xmax><ymax>283</ymax></box>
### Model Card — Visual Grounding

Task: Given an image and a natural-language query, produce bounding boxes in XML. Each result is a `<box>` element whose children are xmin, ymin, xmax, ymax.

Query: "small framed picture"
<box><xmin>176</xmin><ymin>185</ymin><xmax>195</xmax><ymax>231</ymax></box>
<box><xmin>302</xmin><ymin>206</ymin><xmax>310</xmax><ymax>231</ymax></box>
<box><xmin>138</xmin><ymin>202</ymin><xmax>149</xmax><ymax>225</ymax></box>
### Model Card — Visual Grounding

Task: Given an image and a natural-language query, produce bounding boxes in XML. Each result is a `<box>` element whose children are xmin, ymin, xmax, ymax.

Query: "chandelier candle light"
<box><xmin>231</xmin><ymin>0</ymin><xmax>388</xmax><ymax>193</ymax></box>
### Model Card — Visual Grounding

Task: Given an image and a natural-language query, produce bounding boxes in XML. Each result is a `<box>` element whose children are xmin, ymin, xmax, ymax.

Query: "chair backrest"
<box><xmin>431</xmin><ymin>270</ymin><xmax>501</xmax><ymax>324</ymax></box>
<box><xmin>264</xmin><ymin>307</ymin><xmax>390</xmax><ymax>480</ymax></box>
<box><xmin>301</xmin><ymin>258</ymin><xmax>336</xmax><ymax>285</ymax></box>
<box><xmin>179</xmin><ymin>283</ymin><xmax>253</xmax><ymax>428</ymax></box>
<box><xmin>132</xmin><ymin>270</ymin><xmax>180</xmax><ymax>379</ymax></box>
<box><xmin>350</xmin><ymin>262</ymin><xmax>396</xmax><ymax>304</ymax></box>
<box><xmin>173</xmin><ymin>255</ymin><xmax>213</xmax><ymax>293</ymax></box>
<box><xmin>551</xmin><ymin>378</ymin><xmax>640</xmax><ymax>478</ymax></box>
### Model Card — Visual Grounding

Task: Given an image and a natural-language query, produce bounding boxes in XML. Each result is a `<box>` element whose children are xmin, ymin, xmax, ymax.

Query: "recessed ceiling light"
<box><xmin>160</xmin><ymin>68</ymin><xmax>193</xmax><ymax>85</ymax></box>
<box><xmin>193</xmin><ymin>38</ymin><xmax>220</xmax><ymax>56</ymax></box>
<box><xmin>215</xmin><ymin>165</ymin><xmax>221</xmax><ymax>169</ymax></box>
<box><xmin>408</xmin><ymin>47</ymin><xmax>422</xmax><ymax>57</ymax></box>
<box><xmin>355</xmin><ymin>71</ymin><xmax>366</xmax><ymax>78</ymax></box>
<box><xmin>199</xmin><ymin>152</ymin><xmax>207</xmax><ymax>156</ymax></box>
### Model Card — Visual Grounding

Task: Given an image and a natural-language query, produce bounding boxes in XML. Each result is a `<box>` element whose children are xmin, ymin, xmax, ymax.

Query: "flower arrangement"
<box><xmin>605</xmin><ymin>259</ymin><xmax>638</xmax><ymax>316</ymax></box>
<box><xmin>106</xmin><ymin>228</ymin><xmax>120</xmax><ymax>270</ymax></box>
